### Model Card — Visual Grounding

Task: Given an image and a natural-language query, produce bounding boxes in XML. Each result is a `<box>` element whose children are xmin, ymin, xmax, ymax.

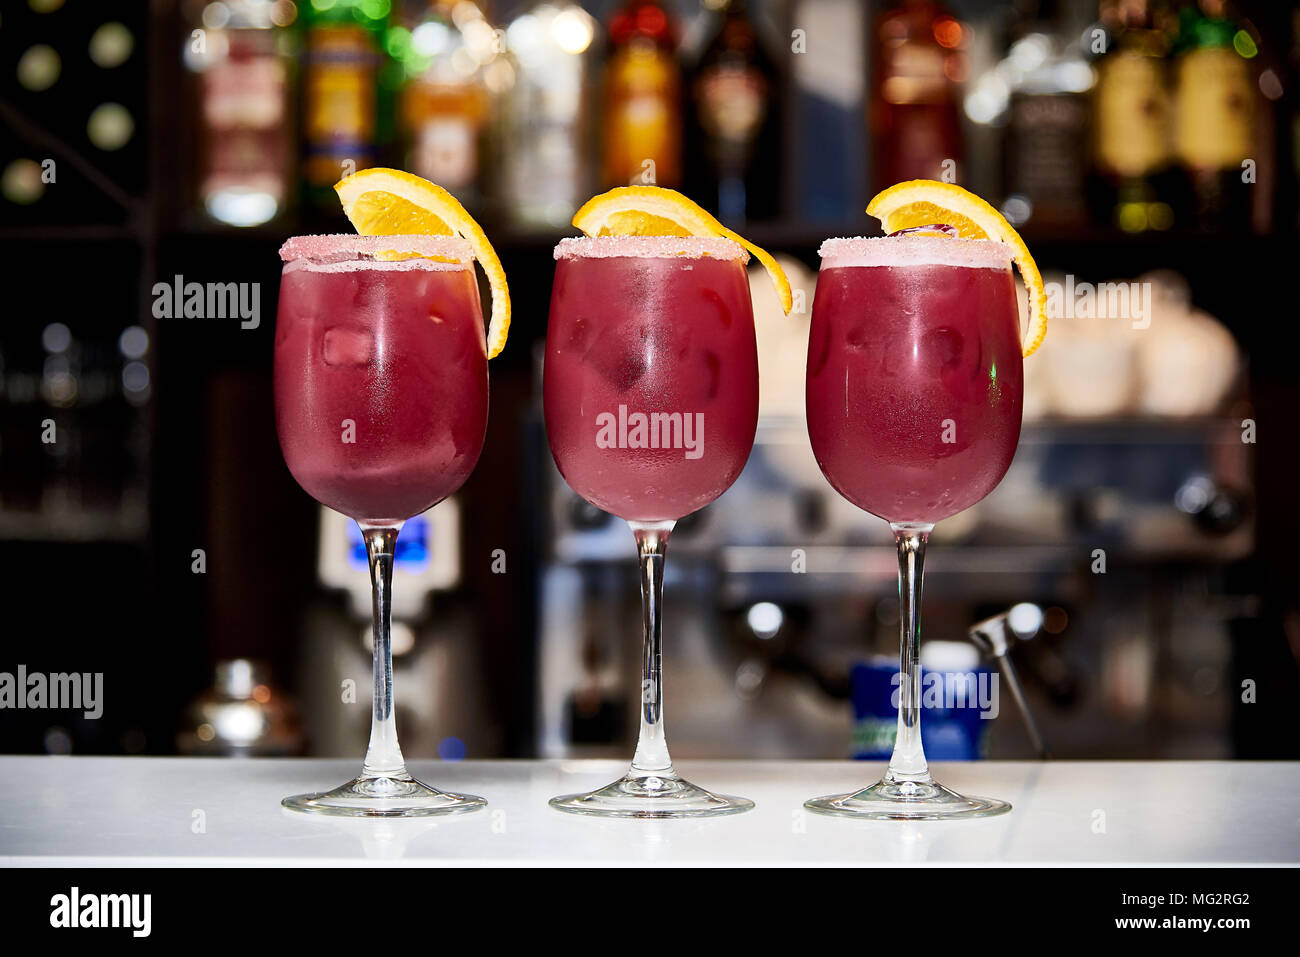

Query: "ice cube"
<box><xmin>922</xmin><ymin>327</ymin><xmax>963</xmax><ymax>368</ymax></box>
<box><xmin>323</xmin><ymin>327</ymin><xmax>374</xmax><ymax>367</ymax></box>
<box><xmin>585</xmin><ymin>323</ymin><xmax>648</xmax><ymax>390</ymax></box>
<box><xmin>605</xmin><ymin>351</ymin><xmax>647</xmax><ymax>390</ymax></box>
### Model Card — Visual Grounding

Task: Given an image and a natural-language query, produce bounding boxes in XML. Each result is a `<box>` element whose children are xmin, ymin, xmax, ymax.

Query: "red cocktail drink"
<box><xmin>274</xmin><ymin>234</ymin><xmax>488</xmax><ymax>524</ymax></box>
<box><xmin>273</xmin><ymin>231</ymin><xmax>491</xmax><ymax>818</ymax></box>
<box><xmin>544</xmin><ymin>236</ymin><xmax>759</xmax><ymax>522</ymax></box>
<box><xmin>803</xmin><ymin>231</ymin><xmax>1024</xmax><ymax>823</ymax></box>
<box><xmin>806</xmin><ymin>235</ymin><xmax>1022</xmax><ymax>524</ymax></box>
<box><xmin>541</xmin><ymin>233</ymin><xmax>760</xmax><ymax>818</ymax></box>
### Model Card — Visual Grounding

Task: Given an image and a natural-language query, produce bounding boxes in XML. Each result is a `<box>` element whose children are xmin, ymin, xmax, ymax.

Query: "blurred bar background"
<box><xmin>1</xmin><ymin>0</ymin><xmax>1297</xmax><ymax>761</ymax></box>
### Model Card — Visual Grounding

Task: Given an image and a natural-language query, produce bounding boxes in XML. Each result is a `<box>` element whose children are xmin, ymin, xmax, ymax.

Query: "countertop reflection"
<box><xmin>1</xmin><ymin>758</ymin><xmax>1296</xmax><ymax>865</ymax></box>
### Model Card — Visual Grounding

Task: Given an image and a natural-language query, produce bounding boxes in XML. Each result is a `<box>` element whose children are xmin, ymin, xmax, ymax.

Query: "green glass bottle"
<box><xmin>1171</xmin><ymin>0</ymin><xmax>1261</xmax><ymax>232</ymax></box>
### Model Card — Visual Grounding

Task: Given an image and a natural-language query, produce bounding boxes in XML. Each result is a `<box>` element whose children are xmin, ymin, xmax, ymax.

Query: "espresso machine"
<box><xmin>292</xmin><ymin>499</ymin><xmax>500</xmax><ymax>760</ymax></box>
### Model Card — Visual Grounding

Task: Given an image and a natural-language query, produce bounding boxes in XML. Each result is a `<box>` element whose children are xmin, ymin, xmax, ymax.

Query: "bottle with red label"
<box><xmin>187</xmin><ymin>0</ymin><xmax>295</xmax><ymax>227</ymax></box>
<box><xmin>869</xmin><ymin>0</ymin><xmax>967</xmax><ymax>193</ymax></box>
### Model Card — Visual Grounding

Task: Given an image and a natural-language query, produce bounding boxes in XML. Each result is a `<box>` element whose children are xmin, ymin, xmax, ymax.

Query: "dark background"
<box><xmin>1</xmin><ymin>0</ymin><xmax>1298</xmax><ymax>759</ymax></box>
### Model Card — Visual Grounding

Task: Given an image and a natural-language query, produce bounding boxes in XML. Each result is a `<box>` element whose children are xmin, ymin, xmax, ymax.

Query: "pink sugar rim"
<box><xmin>282</xmin><ymin>257</ymin><xmax>470</xmax><ymax>274</ymax></box>
<box><xmin>819</xmin><ymin>235</ymin><xmax>1014</xmax><ymax>269</ymax></box>
<box><xmin>555</xmin><ymin>235</ymin><xmax>749</xmax><ymax>263</ymax></box>
<box><xmin>279</xmin><ymin>233</ymin><xmax>475</xmax><ymax>264</ymax></box>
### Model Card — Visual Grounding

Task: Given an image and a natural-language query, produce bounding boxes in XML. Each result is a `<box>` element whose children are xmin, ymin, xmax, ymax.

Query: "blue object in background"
<box><xmin>347</xmin><ymin>516</ymin><xmax>432</xmax><ymax>571</ymax></box>
<box><xmin>851</xmin><ymin>656</ymin><xmax>995</xmax><ymax>761</ymax></box>
<box><xmin>438</xmin><ymin>736</ymin><xmax>466</xmax><ymax>762</ymax></box>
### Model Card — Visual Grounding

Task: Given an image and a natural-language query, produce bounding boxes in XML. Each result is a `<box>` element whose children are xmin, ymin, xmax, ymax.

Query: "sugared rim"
<box><xmin>554</xmin><ymin>235</ymin><xmax>750</xmax><ymax>263</ymax></box>
<box><xmin>818</xmin><ymin>235</ymin><xmax>1014</xmax><ymax>269</ymax></box>
<box><xmin>279</xmin><ymin>233</ymin><xmax>475</xmax><ymax>264</ymax></box>
<box><xmin>282</xmin><ymin>257</ymin><xmax>472</xmax><ymax>274</ymax></box>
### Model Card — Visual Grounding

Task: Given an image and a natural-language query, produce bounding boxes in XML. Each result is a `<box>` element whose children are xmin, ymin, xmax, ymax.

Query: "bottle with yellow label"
<box><xmin>1172</xmin><ymin>0</ymin><xmax>1261</xmax><ymax>232</ymax></box>
<box><xmin>299</xmin><ymin>0</ymin><xmax>394</xmax><ymax>215</ymax></box>
<box><xmin>1088</xmin><ymin>0</ymin><xmax>1179</xmax><ymax>233</ymax></box>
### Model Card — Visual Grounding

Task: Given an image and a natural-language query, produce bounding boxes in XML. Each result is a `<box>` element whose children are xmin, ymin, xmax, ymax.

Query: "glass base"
<box><xmin>549</xmin><ymin>770</ymin><xmax>754</xmax><ymax>819</ymax></box>
<box><xmin>282</xmin><ymin>770</ymin><xmax>486</xmax><ymax>818</ymax></box>
<box><xmin>804</xmin><ymin>776</ymin><xmax>1011</xmax><ymax>821</ymax></box>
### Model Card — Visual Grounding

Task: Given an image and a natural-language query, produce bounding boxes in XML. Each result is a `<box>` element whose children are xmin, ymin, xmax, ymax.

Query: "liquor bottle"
<box><xmin>1000</xmin><ymin>0</ymin><xmax>1095</xmax><ymax>229</ymax></box>
<box><xmin>298</xmin><ymin>0</ymin><xmax>393</xmax><ymax>214</ymax></box>
<box><xmin>498</xmin><ymin>1</ymin><xmax>597</xmax><ymax>228</ymax></box>
<box><xmin>187</xmin><ymin>0</ymin><xmax>295</xmax><ymax>227</ymax></box>
<box><xmin>685</xmin><ymin>0</ymin><xmax>781</xmax><ymax>224</ymax></box>
<box><xmin>1088</xmin><ymin>0</ymin><xmax>1178</xmax><ymax>232</ymax></box>
<box><xmin>869</xmin><ymin>0</ymin><xmax>967</xmax><ymax>193</ymax></box>
<box><xmin>1171</xmin><ymin>0</ymin><xmax>1259</xmax><ymax>233</ymax></box>
<box><xmin>601</xmin><ymin>0</ymin><xmax>682</xmax><ymax>188</ymax></box>
<box><xmin>400</xmin><ymin>1</ymin><xmax>497</xmax><ymax>211</ymax></box>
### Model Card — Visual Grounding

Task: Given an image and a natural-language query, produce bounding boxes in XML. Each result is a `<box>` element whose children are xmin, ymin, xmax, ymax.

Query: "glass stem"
<box><xmin>360</xmin><ymin>522</ymin><xmax>407</xmax><ymax>780</ymax></box>
<box><xmin>628</xmin><ymin>520</ymin><xmax>676</xmax><ymax>779</ymax></box>
<box><xmin>886</xmin><ymin>522</ymin><xmax>934</xmax><ymax>784</ymax></box>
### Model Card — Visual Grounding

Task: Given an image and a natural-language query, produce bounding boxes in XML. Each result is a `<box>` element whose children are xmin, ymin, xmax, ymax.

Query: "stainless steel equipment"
<box><xmin>968</xmin><ymin>603</ymin><xmax>1050</xmax><ymax>759</ymax></box>
<box><xmin>533</xmin><ymin>408</ymin><xmax>1254</xmax><ymax>760</ymax></box>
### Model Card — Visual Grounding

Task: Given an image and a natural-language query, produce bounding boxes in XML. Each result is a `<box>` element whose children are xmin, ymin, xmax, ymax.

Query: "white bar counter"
<box><xmin>2</xmin><ymin>758</ymin><xmax>1297</xmax><ymax>866</ymax></box>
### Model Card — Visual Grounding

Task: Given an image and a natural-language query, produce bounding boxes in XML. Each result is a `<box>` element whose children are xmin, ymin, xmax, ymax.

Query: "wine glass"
<box><xmin>803</xmin><ymin>234</ymin><xmax>1023</xmax><ymax>819</ymax></box>
<box><xmin>542</xmin><ymin>235</ymin><xmax>759</xmax><ymax>817</ymax></box>
<box><xmin>273</xmin><ymin>234</ymin><xmax>489</xmax><ymax>816</ymax></box>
